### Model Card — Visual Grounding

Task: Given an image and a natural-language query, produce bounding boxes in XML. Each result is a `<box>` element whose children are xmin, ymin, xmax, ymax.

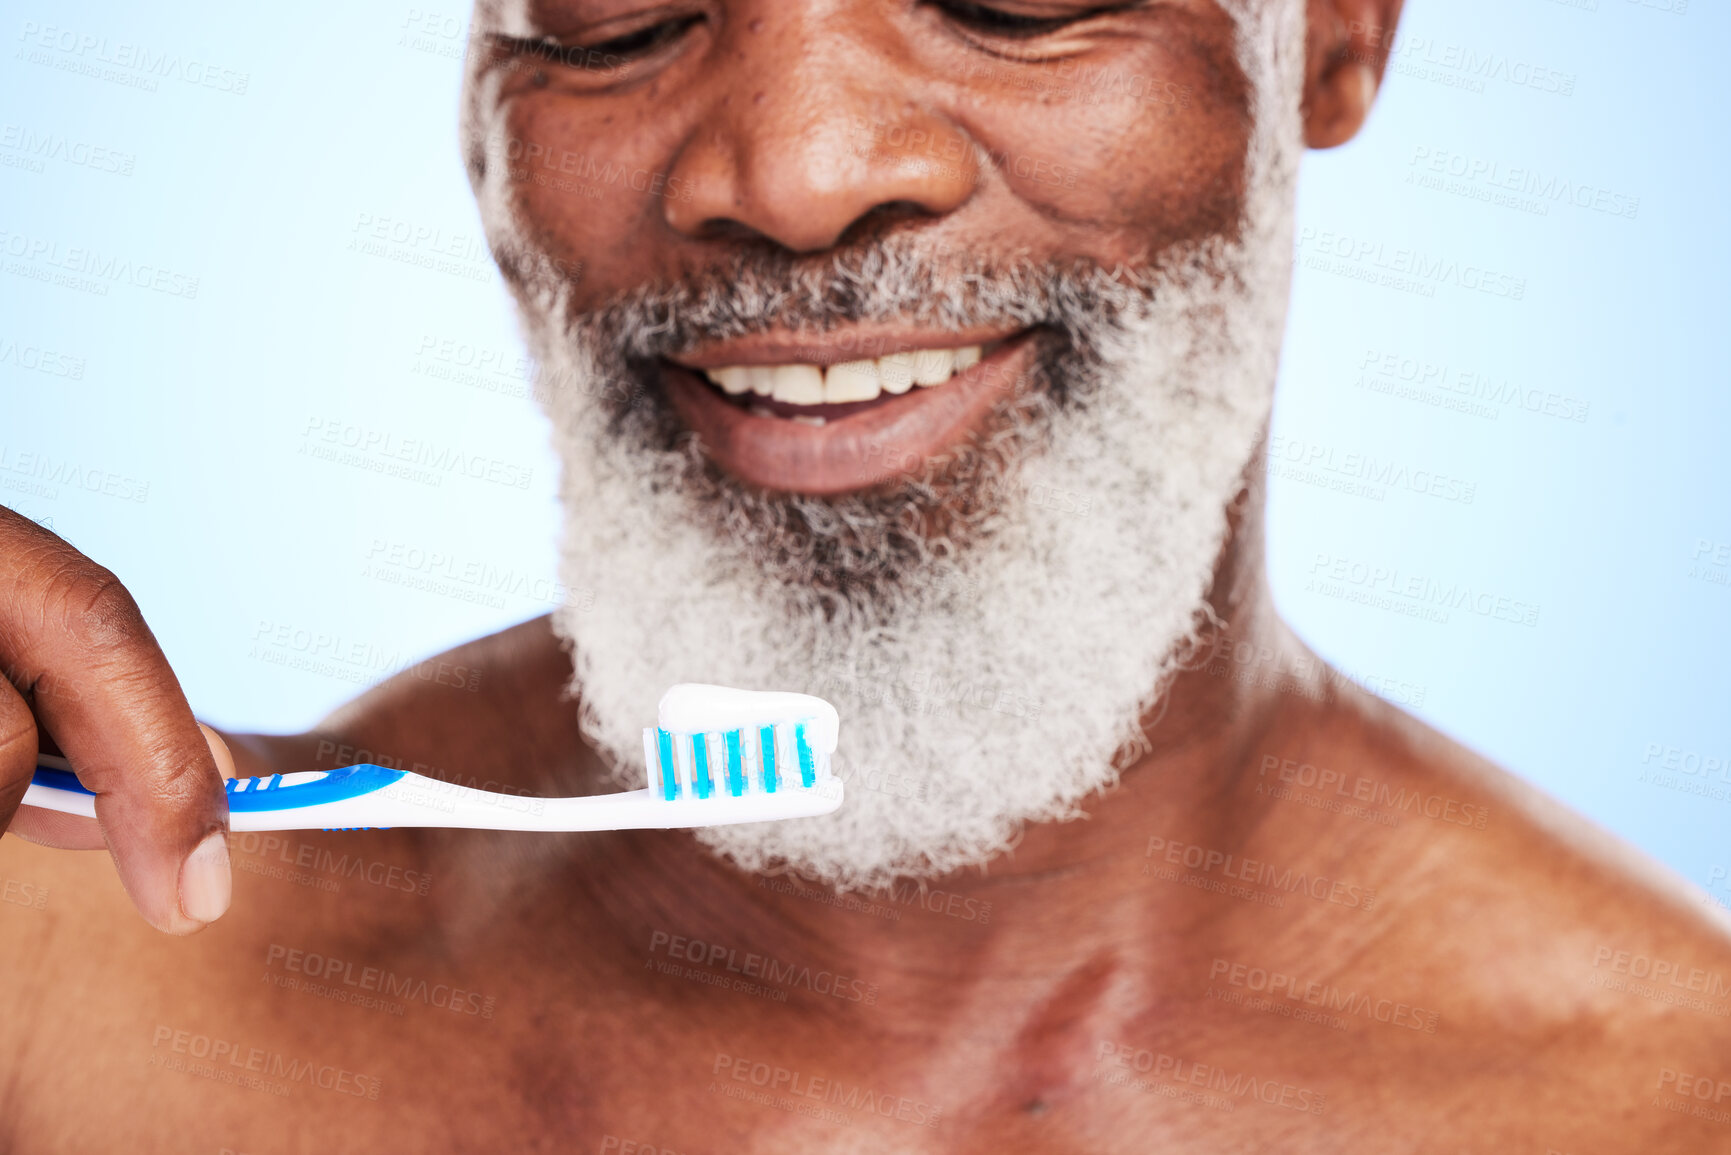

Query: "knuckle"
<box><xmin>0</xmin><ymin>697</ymin><xmax>37</xmax><ymax>815</ymax></box>
<box><xmin>71</xmin><ymin>732</ymin><xmax>217</xmax><ymax>814</ymax></box>
<box><xmin>53</xmin><ymin>565</ymin><xmax>149</xmax><ymax>654</ymax></box>
<box><xmin>146</xmin><ymin>756</ymin><xmax>210</xmax><ymax>806</ymax></box>
<box><xmin>0</xmin><ymin>713</ymin><xmax>35</xmax><ymax>771</ymax></box>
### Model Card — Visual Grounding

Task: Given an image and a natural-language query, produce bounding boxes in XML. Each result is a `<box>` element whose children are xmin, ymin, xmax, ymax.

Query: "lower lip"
<box><xmin>661</xmin><ymin>333</ymin><xmax>1039</xmax><ymax>496</ymax></box>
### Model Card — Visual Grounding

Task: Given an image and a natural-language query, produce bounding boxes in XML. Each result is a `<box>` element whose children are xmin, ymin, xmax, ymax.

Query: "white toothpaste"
<box><xmin>657</xmin><ymin>683</ymin><xmax>839</xmax><ymax>753</ymax></box>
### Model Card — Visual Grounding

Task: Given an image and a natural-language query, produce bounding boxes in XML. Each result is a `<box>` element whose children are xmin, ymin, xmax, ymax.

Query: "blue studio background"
<box><xmin>2</xmin><ymin>0</ymin><xmax>1726</xmax><ymax>902</ymax></box>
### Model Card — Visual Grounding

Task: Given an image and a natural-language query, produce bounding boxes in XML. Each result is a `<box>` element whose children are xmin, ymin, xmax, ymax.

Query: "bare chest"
<box><xmin>8</xmin><ymin>940</ymin><xmax>1371</xmax><ymax>1154</ymax></box>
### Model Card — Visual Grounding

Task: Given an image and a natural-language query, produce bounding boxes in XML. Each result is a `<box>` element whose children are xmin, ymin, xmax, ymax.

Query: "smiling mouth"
<box><xmin>679</xmin><ymin>339</ymin><xmax>1007</xmax><ymax>426</ymax></box>
<box><xmin>658</xmin><ymin>329</ymin><xmax>1040</xmax><ymax>496</ymax></box>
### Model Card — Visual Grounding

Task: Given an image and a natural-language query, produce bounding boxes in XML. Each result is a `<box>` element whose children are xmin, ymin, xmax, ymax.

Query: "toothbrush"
<box><xmin>21</xmin><ymin>684</ymin><xmax>843</xmax><ymax>832</ymax></box>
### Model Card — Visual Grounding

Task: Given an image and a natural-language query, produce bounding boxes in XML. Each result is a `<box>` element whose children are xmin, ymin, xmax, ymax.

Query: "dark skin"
<box><xmin>3</xmin><ymin>1</ymin><xmax>1729</xmax><ymax>1150</ymax></box>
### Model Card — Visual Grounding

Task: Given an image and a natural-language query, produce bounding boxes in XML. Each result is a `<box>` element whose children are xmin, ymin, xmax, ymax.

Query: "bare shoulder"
<box><xmin>230</xmin><ymin>614</ymin><xmax>598</xmax><ymax>795</ymax></box>
<box><xmin>1267</xmin><ymin>676</ymin><xmax>1731</xmax><ymax>1148</ymax></box>
<box><xmin>1322</xmin><ymin>679</ymin><xmax>1731</xmax><ymax>965</ymax></box>
<box><xmin>0</xmin><ymin>617</ymin><xmax>602</xmax><ymax>1151</ymax></box>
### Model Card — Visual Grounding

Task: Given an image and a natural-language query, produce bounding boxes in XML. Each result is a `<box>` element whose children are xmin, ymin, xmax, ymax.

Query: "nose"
<box><xmin>663</xmin><ymin>25</ymin><xmax>978</xmax><ymax>254</ymax></box>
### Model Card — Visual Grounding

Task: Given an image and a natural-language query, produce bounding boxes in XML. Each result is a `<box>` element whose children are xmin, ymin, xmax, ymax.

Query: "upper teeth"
<box><xmin>703</xmin><ymin>345</ymin><xmax>983</xmax><ymax>406</ymax></box>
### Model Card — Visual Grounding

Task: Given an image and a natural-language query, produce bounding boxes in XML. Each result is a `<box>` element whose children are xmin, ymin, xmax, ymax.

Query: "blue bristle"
<box><xmin>656</xmin><ymin>728</ymin><xmax>678</xmax><ymax>800</ymax></box>
<box><xmin>759</xmin><ymin>724</ymin><xmax>778</xmax><ymax>793</ymax></box>
<box><xmin>724</xmin><ymin>730</ymin><xmax>744</xmax><ymax>796</ymax></box>
<box><xmin>691</xmin><ymin>733</ymin><xmax>713</xmax><ymax>799</ymax></box>
<box><xmin>796</xmin><ymin>722</ymin><xmax>815</xmax><ymax>787</ymax></box>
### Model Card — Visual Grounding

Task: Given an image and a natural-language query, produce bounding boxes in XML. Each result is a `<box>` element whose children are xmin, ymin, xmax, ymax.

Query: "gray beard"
<box><xmin>486</xmin><ymin>3</ymin><xmax>1304</xmax><ymax>891</ymax></box>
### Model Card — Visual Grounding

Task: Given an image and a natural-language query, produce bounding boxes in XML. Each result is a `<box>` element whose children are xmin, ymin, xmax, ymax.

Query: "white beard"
<box><xmin>467</xmin><ymin>2</ymin><xmax>1306</xmax><ymax>891</ymax></box>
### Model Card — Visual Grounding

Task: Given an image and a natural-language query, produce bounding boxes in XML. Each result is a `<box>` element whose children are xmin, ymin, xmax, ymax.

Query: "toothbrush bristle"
<box><xmin>760</xmin><ymin>724</ymin><xmax>779</xmax><ymax>794</ymax></box>
<box><xmin>724</xmin><ymin>729</ymin><xmax>745</xmax><ymax>797</ymax></box>
<box><xmin>645</xmin><ymin>717</ymin><xmax>830</xmax><ymax>801</ymax></box>
<box><xmin>795</xmin><ymin>723</ymin><xmax>815</xmax><ymax>788</ymax></box>
<box><xmin>656</xmin><ymin>728</ymin><xmax>677</xmax><ymax>801</ymax></box>
<box><xmin>691</xmin><ymin>732</ymin><xmax>714</xmax><ymax>799</ymax></box>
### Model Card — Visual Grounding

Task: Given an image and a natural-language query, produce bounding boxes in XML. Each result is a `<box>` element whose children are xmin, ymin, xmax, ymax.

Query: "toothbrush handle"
<box><xmin>25</xmin><ymin>759</ymin><xmax>453</xmax><ymax>832</ymax></box>
<box><xmin>25</xmin><ymin>759</ymin><xmax>843</xmax><ymax>832</ymax></box>
<box><xmin>24</xmin><ymin>757</ymin><xmax>423</xmax><ymax>830</ymax></box>
<box><xmin>23</xmin><ymin>755</ymin><xmax>98</xmax><ymax>818</ymax></box>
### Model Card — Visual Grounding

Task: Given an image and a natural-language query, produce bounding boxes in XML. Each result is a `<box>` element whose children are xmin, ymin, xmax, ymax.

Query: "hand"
<box><xmin>0</xmin><ymin>507</ymin><xmax>233</xmax><ymax>933</ymax></box>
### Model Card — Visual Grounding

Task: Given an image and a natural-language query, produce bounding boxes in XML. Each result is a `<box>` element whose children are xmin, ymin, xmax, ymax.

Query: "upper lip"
<box><xmin>666</xmin><ymin>324</ymin><xmax>1026</xmax><ymax>371</ymax></box>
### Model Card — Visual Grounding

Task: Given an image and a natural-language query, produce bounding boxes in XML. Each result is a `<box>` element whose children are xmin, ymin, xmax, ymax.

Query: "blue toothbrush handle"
<box><xmin>22</xmin><ymin>745</ymin><xmax>840</xmax><ymax>832</ymax></box>
<box><xmin>23</xmin><ymin>755</ymin><xmax>98</xmax><ymax>817</ymax></box>
<box><xmin>23</xmin><ymin>756</ymin><xmax>409</xmax><ymax>830</ymax></box>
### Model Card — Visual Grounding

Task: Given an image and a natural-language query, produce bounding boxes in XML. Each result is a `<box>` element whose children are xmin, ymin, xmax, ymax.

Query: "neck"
<box><xmin>490</xmin><ymin>447</ymin><xmax>1318</xmax><ymax>1020</ymax></box>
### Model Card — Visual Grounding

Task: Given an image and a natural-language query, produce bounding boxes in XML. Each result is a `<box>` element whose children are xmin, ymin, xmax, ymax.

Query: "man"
<box><xmin>1</xmin><ymin>0</ymin><xmax>1727</xmax><ymax>1150</ymax></box>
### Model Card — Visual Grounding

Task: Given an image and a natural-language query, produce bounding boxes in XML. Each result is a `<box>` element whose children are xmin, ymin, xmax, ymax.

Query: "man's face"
<box><xmin>466</xmin><ymin>0</ymin><xmax>1254</xmax><ymax>493</ymax></box>
<box><xmin>460</xmin><ymin>0</ymin><xmax>1307</xmax><ymax>888</ymax></box>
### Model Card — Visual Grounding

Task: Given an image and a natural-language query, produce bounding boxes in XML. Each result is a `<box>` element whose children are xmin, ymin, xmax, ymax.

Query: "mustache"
<box><xmin>521</xmin><ymin>235</ymin><xmax>1163</xmax><ymax>365</ymax></box>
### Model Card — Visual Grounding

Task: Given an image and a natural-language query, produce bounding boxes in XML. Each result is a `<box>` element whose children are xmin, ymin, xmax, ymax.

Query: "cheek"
<box><xmin>493</xmin><ymin>98</ymin><xmax>684</xmax><ymax>304</ymax></box>
<box><xmin>957</xmin><ymin>46</ymin><xmax>1251</xmax><ymax>257</ymax></box>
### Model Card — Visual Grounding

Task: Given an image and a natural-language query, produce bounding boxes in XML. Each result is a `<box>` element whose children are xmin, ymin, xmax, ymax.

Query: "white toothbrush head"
<box><xmin>641</xmin><ymin>684</ymin><xmax>840</xmax><ymax>808</ymax></box>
